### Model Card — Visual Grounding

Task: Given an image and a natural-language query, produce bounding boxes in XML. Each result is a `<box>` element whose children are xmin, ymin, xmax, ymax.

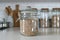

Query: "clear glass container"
<box><xmin>52</xmin><ymin>8</ymin><xmax>60</xmax><ymax>28</ymax></box>
<box><xmin>20</xmin><ymin>7</ymin><xmax>39</xmax><ymax>36</ymax></box>
<box><xmin>40</xmin><ymin>8</ymin><xmax>49</xmax><ymax>28</ymax></box>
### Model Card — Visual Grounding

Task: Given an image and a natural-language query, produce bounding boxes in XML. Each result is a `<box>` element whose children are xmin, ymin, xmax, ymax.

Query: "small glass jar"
<box><xmin>52</xmin><ymin>8</ymin><xmax>60</xmax><ymax>28</ymax></box>
<box><xmin>20</xmin><ymin>7</ymin><xmax>39</xmax><ymax>36</ymax></box>
<box><xmin>40</xmin><ymin>8</ymin><xmax>49</xmax><ymax>28</ymax></box>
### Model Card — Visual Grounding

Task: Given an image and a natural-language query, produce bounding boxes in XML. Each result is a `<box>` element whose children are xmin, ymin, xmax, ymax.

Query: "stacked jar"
<box><xmin>20</xmin><ymin>6</ymin><xmax>39</xmax><ymax>36</ymax></box>
<box><xmin>52</xmin><ymin>8</ymin><xmax>60</xmax><ymax>28</ymax></box>
<box><xmin>40</xmin><ymin>8</ymin><xmax>49</xmax><ymax>28</ymax></box>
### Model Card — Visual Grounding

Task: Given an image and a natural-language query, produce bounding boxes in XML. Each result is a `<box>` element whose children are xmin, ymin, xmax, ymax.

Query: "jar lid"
<box><xmin>21</xmin><ymin>7</ymin><xmax>38</xmax><ymax>14</ymax></box>
<box><xmin>21</xmin><ymin>6</ymin><xmax>31</xmax><ymax>11</ymax></box>
<box><xmin>32</xmin><ymin>8</ymin><xmax>37</xmax><ymax>10</ymax></box>
<box><xmin>40</xmin><ymin>8</ymin><xmax>49</xmax><ymax>12</ymax></box>
<box><xmin>52</xmin><ymin>8</ymin><xmax>60</xmax><ymax>12</ymax></box>
<box><xmin>32</xmin><ymin>8</ymin><xmax>38</xmax><ymax>12</ymax></box>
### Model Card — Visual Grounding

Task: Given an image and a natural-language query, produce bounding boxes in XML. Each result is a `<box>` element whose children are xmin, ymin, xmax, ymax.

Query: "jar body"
<box><xmin>20</xmin><ymin>11</ymin><xmax>38</xmax><ymax>36</ymax></box>
<box><xmin>56</xmin><ymin>12</ymin><xmax>60</xmax><ymax>28</ymax></box>
<box><xmin>40</xmin><ymin>12</ymin><xmax>49</xmax><ymax>28</ymax></box>
<box><xmin>52</xmin><ymin>11</ymin><xmax>60</xmax><ymax>28</ymax></box>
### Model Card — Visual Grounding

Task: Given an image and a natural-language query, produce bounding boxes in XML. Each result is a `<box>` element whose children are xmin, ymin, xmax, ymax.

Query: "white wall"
<box><xmin>0</xmin><ymin>0</ymin><xmax>60</xmax><ymax>2</ymax></box>
<box><xmin>0</xmin><ymin>2</ymin><xmax>60</xmax><ymax>21</ymax></box>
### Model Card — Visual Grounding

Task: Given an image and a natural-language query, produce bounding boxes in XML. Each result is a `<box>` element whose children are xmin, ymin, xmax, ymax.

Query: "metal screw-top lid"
<box><xmin>41</xmin><ymin>8</ymin><xmax>49</xmax><ymax>12</ymax></box>
<box><xmin>32</xmin><ymin>8</ymin><xmax>37</xmax><ymax>10</ymax></box>
<box><xmin>32</xmin><ymin>8</ymin><xmax>38</xmax><ymax>12</ymax></box>
<box><xmin>52</xmin><ymin>8</ymin><xmax>60</xmax><ymax>12</ymax></box>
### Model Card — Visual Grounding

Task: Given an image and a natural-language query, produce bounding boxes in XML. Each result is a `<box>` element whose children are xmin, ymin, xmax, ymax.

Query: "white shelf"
<box><xmin>0</xmin><ymin>27</ymin><xmax>60</xmax><ymax>40</ymax></box>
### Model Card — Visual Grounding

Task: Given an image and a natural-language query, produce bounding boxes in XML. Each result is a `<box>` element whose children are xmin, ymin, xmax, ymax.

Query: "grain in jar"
<box><xmin>48</xmin><ymin>19</ymin><xmax>52</xmax><ymax>27</ymax></box>
<box><xmin>52</xmin><ymin>15</ymin><xmax>57</xmax><ymax>27</ymax></box>
<box><xmin>20</xmin><ymin>19</ymin><xmax>38</xmax><ymax>36</ymax></box>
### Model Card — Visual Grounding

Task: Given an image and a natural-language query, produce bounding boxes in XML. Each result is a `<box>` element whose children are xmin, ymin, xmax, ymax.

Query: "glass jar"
<box><xmin>20</xmin><ymin>7</ymin><xmax>39</xmax><ymax>36</ymax></box>
<box><xmin>52</xmin><ymin>8</ymin><xmax>60</xmax><ymax>28</ymax></box>
<box><xmin>40</xmin><ymin>8</ymin><xmax>49</xmax><ymax>28</ymax></box>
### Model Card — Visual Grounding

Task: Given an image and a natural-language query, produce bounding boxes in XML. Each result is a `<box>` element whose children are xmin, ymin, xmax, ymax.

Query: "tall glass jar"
<box><xmin>52</xmin><ymin>8</ymin><xmax>60</xmax><ymax>28</ymax></box>
<box><xmin>40</xmin><ymin>8</ymin><xmax>49</xmax><ymax>28</ymax></box>
<box><xmin>20</xmin><ymin>7</ymin><xmax>39</xmax><ymax>36</ymax></box>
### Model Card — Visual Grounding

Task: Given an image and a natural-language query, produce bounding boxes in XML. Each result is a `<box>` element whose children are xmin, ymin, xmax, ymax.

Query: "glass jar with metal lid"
<box><xmin>52</xmin><ymin>8</ymin><xmax>60</xmax><ymax>28</ymax></box>
<box><xmin>40</xmin><ymin>8</ymin><xmax>49</xmax><ymax>28</ymax></box>
<box><xmin>20</xmin><ymin>6</ymin><xmax>39</xmax><ymax>36</ymax></box>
